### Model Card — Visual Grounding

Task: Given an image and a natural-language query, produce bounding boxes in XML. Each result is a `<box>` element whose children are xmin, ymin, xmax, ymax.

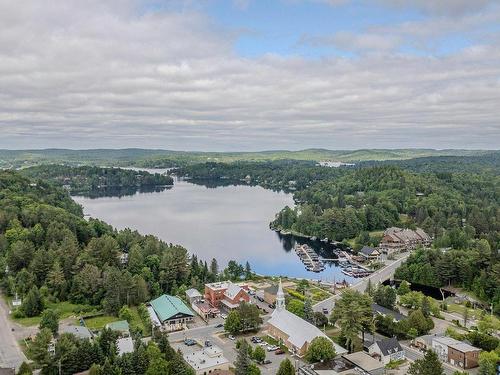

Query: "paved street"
<box><xmin>313</xmin><ymin>252</ymin><xmax>411</xmax><ymax>314</ymax></box>
<box><xmin>169</xmin><ymin>315</ymin><xmax>297</xmax><ymax>375</ymax></box>
<box><xmin>0</xmin><ymin>296</ymin><xmax>27</xmax><ymax>370</ymax></box>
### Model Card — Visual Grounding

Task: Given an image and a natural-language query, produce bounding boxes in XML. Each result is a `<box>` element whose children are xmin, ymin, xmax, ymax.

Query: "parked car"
<box><xmin>268</xmin><ymin>304</ymin><xmax>275</xmax><ymax>309</ymax></box>
<box><xmin>184</xmin><ymin>339</ymin><xmax>196</xmax><ymax>346</ymax></box>
<box><xmin>262</xmin><ymin>309</ymin><xmax>268</xmax><ymax>314</ymax></box>
<box><xmin>205</xmin><ymin>340</ymin><xmax>212</xmax><ymax>347</ymax></box>
<box><xmin>258</xmin><ymin>341</ymin><xmax>267</xmax><ymax>346</ymax></box>
<box><xmin>262</xmin><ymin>359</ymin><xmax>272</xmax><ymax>365</ymax></box>
<box><xmin>215</xmin><ymin>323</ymin><xmax>224</xmax><ymax>328</ymax></box>
<box><xmin>257</xmin><ymin>296</ymin><xmax>264</xmax><ymax>302</ymax></box>
<box><xmin>220</xmin><ymin>313</ymin><xmax>227</xmax><ymax>319</ymax></box>
<box><xmin>275</xmin><ymin>349</ymin><xmax>285</xmax><ymax>355</ymax></box>
<box><xmin>267</xmin><ymin>345</ymin><xmax>279</xmax><ymax>352</ymax></box>
<box><xmin>322</xmin><ymin>308</ymin><xmax>328</xmax><ymax>314</ymax></box>
<box><xmin>228</xmin><ymin>335</ymin><xmax>235</xmax><ymax>340</ymax></box>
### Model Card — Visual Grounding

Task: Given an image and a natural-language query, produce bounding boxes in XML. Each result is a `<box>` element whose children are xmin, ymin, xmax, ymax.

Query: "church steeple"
<box><xmin>276</xmin><ymin>278</ymin><xmax>285</xmax><ymax>311</ymax></box>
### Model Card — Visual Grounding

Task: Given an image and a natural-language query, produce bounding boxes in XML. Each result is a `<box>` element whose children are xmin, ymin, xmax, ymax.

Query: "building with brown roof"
<box><xmin>379</xmin><ymin>227</ymin><xmax>431</xmax><ymax>255</ymax></box>
<box><xmin>204</xmin><ymin>281</ymin><xmax>250</xmax><ymax>311</ymax></box>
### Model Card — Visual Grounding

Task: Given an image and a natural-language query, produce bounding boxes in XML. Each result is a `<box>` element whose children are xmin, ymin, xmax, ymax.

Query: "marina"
<box><xmin>294</xmin><ymin>244</ymin><xmax>326</xmax><ymax>272</ymax></box>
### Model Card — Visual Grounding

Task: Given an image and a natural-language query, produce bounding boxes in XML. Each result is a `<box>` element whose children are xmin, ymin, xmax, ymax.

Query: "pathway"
<box><xmin>0</xmin><ymin>296</ymin><xmax>28</xmax><ymax>370</ymax></box>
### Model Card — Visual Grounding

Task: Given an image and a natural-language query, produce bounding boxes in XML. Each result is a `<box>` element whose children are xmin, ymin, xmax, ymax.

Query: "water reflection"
<box><xmin>73</xmin><ymin>179</ymin><xmax>354</xmax><ymax>281</ymax></box>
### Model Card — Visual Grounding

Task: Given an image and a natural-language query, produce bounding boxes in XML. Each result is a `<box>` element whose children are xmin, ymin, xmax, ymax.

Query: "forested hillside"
<box><xmin>0</xmin><ymin>170</ymin><xmax>219</xmax><ymax>316</ymax></box>
<box><xmin>20</xmin><ymin>165</ymin><xmax>173</xmax><ymax>194</ymax></box>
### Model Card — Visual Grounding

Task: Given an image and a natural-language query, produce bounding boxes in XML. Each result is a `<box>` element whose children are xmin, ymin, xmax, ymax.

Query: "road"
<box><xmin>0</xmin><ymin>296</ymin><xmax>27</xmax><ymax>370</ymax></box>
<box><xmin>313</xmin><ymin>252</ymin><xmax>411</xmax><ymax>314</ymax></box>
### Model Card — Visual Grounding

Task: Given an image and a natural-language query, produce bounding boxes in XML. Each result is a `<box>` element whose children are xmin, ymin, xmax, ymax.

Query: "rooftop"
<box><xmin>60</xmin><ymin>325</ymin><xmax>92</xmax><ymax>339</ymax></box>
<box><xmin>183</xmin><ymin>346</ymin><xmax>230</xmax><ymax>371</ymax></box>
<box><xmin>117</xmin><ymin>337</ymin><xmax>134</xmax><ymax>356</ymax></box>
<box><xmin>371</xmin><ymin>303</ymin><xmax>405</xmax><ymax>322</ymax></box>
<box><xmin>433</xmin><ymin>336</ymin><xmax>480</xmax><ymax>352</ymax></box>
<box><xmin>342</xmin><ymin>352</ymin><xmax>385</xmax><ymax>372</ymax></box>
<box><xmin>186</xmin><ymin>288</ymin><xmax>202</xmax><ymax>298</ymax></box>
<box><xmin>149</xmin><ymin>294</ymin><xmax>194</xmax><ymax>323</ymax></box>
<box><xmin>268</xmin><ymin>308</ymin><xmax>347</xmax><ymax>355</ymax></box>
<box><xmin>105</xmin><ymin>320</ymin><xmax>130</xmax><ymax>333</ymax></box>
<box><xmin>374</xmin><ymin>337</ymin><xmax>403</xmax><ymax>356</ymax></box>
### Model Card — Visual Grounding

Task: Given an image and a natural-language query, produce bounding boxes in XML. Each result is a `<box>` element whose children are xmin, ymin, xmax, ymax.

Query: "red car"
<box><xmin>275</xmin><ymin>349</ymin><xmax>285</xmax><ymax>355</ymax></box>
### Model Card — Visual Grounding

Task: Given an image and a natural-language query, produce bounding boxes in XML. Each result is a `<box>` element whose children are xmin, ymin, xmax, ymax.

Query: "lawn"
<box><xmin>13</xmin><ymin>301</ymin><xmax>96</xmax><ymax>327</ymax></box>
<box><xmin>83</xmin><ymin>315</ymin><xmax>120</xmax><ymax>330</ymax></box>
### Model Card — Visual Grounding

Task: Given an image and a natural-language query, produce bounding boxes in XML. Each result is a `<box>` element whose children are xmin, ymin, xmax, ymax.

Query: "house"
<box><xmin>341</xmin><ymin>352</ymin><xmax>385</xmax><ymax>375</ymax></box>
<box><xmin>204</xmin><ymin>281</ymin><xmax>250</xmax><ymax>311</ymax></box>
<box><xmin>267</xmin><ymin>280</ymin><xmax>347</xmax><ymax>358</ymax></box>
<box><xmin>264</xmin><ymin>284</ymin><xmax>279</xmax><ymax>304</ymax></box>
<box><xmin>371</xmin><ymin>303</ymin><xmax>405</xmax><ymax>322</ymax></box>
<box><xmin>116</xmin><ymin>337</ymin><xmax>134</xmax><ymax>356</ymax></box>
<box><xmin>368</xmin><ymin>337</ymin><xmax>405</xmax><ymax>365</ymax></box>
<box><xmin>105</xmin><ymin>320</ymin><xmax>130</xmax><ymax>336</ymax></box>
<box><xmin>432</xmin><ymin>336</ymin><xmax>481</xmax><ymax>369</ymax></box>
<box><xmin>414</xmin><ymin>334</ymin><xmax>437</xmax><ymax>350</ymax></box>
<box><xmin>379</xmin><ymin>227</ymin><xmax>431</xmax><ymax>255</ymax></box>
<box><xmin>359</xmin><ymin>246</ymin><xmax>381</xmax><ymax>261</ymax></box>
<box><xmin>186</xmin><ymin>288</ymin><xmax>203</xmax><ymax>304</ymax></box>
<box><xmin>148</xmin><ymin>294</ymin><xmax>194</xmax><ymax>331</ymax></box>
<box><xmin>191</xmin><ymin>300</ymin><xmax>220</xmax><ymax>321</ymax></box>
<box><xmin>60</xmin><ymin>325</ymin><xmax>93</xmax><ymax>340</ymax></box>
<box><xmin>183</xmin><ymin>346</ymin><xmax>230</xmax><ymax>375</ymax></box>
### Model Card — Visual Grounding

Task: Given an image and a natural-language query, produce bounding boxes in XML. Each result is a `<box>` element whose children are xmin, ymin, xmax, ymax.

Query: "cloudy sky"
<box><xmin>1</xmin><ymin>0</ymin><xmax>499</xmax><ymax>150</ymax></box>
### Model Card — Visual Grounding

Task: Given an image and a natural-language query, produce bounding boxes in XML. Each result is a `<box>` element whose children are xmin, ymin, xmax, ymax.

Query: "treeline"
<box><xmin>20</xmin><ymin>165</ymin><xmax>173</xmax><ymax>194</ymax></box>
<box><xmin>272</xmin><ymin>166</ymin><xmax>499</xmax><ymax>243</ymax></box>
<box><xmin>0</xmin><ymin>170</ymin><xmax>214</xmax><ymax>321</ymax></box>
<box><xmin>176</xmin><ymin>160</ymin><xmax>347</xmax><ymax>191</ymax></box>
<box><xmin>28</xmin><ymin>328</ymin><xmax>194</xmax><ymax>375</ymax></box>
<box><xmin>358</xmin><ymin>151</ymin><xmax>500</xmax><ymax>175</ymax></box>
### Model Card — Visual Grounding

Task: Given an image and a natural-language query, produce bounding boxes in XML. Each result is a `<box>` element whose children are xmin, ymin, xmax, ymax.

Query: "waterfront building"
<box><xmin>267</xmin><ymin>280</ymin><xmax>347</xmax><ymax>357</ymax></box>
<box><xmin>379</xmin><ymin>227</ymin><xmax>431</xmax><ymax>255</ymax></box>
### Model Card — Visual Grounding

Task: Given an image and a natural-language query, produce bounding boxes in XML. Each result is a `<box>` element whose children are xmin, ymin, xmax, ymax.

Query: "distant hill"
<box><xmin>0</xmin><ymin>148</ymin><xmax>494</xmax><ymax>168</ymax></box>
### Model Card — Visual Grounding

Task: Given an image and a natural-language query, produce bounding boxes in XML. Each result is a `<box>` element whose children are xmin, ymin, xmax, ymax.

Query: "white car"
<box><xmin>267</xmin><ymin>345</ymin><xmax>279</xmax><ymax>351</ymax></box>
<box><xmin>220</xmin><ymin>313</ymin><xmax>227</xmax><ymax>319</ymax></box>
<box><xmin>228</xmin><ymin>335</ymin><xmax>235</xmax><ymax>340</ymax></box>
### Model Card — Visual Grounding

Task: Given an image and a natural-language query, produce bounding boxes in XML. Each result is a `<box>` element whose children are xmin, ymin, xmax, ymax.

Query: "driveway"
<box><xmin>0</xmin><ymin>295</ymin><xmax>28</xmax><ymax>369</ymax></box>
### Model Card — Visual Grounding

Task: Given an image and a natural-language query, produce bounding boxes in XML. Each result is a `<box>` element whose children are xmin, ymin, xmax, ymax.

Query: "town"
<box><xmin>1</xmin><ymin>222</ymin><xmax>498</xmax><ymax>375</ymax></box>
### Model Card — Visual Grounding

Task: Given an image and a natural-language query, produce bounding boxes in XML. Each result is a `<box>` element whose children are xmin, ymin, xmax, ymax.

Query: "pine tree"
<box><xmin>304</xmin><ymin>298</ymin><xmax>314</xmax><ymax>323</ymax></box>
<box><xmin>22</xmin><ymin>286</ymin><xmax>43</xmax><ymax>317</ymax></box>
<box><xmin>235</xmin><ymin>340</ymin><xmax>250</xmax><ymax>375</ymax></box>
<box><xmin>408</xmin><ymin>350</ymin><xmax>444</xmax><ymax>375</ymax></box>
<box><xmin>277</xmin><ymin>358</ymin><xmax>295</xmax><ymax>375</ymax></box>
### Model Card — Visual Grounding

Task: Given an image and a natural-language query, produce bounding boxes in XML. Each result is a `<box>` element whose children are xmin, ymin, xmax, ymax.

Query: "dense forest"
<box><xmin>178</xmin><ymin>159</ymin><xmax>500</xmax><ymax>310</ymax></box>
<box><xmin>0</xmin><ymin>170</ymin><xmax>216</xmax><ymax>320</ymax></box>
<box><xmin>20</xmin><ymin>165</ymin><xmax>173</xmax><ymax>194</ymax></box>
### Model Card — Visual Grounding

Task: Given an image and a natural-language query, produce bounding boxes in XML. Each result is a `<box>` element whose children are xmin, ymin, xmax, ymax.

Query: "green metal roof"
<box><xmin>106</xmin><ymin>320</ymin><xmax>130</xmax><ymax>332</ymax></box>
<box><xmin>150</xmin><ymin>294</ymin><xmax>193</xmax><ymax>322</ymax></box>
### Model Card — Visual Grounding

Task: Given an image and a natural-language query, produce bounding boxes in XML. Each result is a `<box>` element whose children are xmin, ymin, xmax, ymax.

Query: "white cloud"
<box><xmin>0</xmin><ymin>0</ymin><xmax>499</xmax><ymax>150</ymax></box>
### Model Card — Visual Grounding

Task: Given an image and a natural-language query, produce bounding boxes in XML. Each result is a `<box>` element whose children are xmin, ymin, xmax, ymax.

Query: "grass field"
<box><xmin>13</xmin><ymin>301</ymin><xmax>96</xmax><ymax>327</ymax></box>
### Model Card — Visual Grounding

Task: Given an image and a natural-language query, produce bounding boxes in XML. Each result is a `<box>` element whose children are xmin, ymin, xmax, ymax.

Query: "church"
<box><xmin>266</xmin><ymin>280</ymin><xmax>348</xmax><ymax>357</ymax></box>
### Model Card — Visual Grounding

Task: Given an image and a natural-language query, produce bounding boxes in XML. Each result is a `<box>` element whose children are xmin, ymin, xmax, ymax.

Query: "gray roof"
<box><xmin>268</xmin><ymin>308</ymin><xmax>347</xmax><ymax>354</ymax></box>
<box><xmin>360</xmin><ymin>246</ymin><xmax>378</xmax><ymax>256</ymax></box>
<box><xmin>117</xmin><ymin>337</ymin><xmax>134</xmax><ymax>356</ymax></box>
<box><xmin>60</xmin><ymin>325</ymin><xmax>92</xmax><ymax>339</ymax></box>
<box><xmin>375</xmin><ymin>337</ymin><xmax>403</xmax><ymax>356</ymax></box>
<box><xmin>186</xmin><ymin>288</ymin><xmax>202</xmax><ymax>298</ymax></box>
<box><xmin>372</xmin><ymin>303</ymin><xmax>405</xmax><ymax>322</ymax></box>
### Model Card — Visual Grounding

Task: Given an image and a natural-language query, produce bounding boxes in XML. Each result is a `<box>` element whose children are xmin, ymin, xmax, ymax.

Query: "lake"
<box><xmin>73</xmin><ymin>177</ymin><xmax>355</xmax><ymax>282</ymax></box>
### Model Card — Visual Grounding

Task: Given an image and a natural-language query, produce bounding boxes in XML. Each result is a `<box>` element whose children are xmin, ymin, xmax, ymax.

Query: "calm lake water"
<box><xmin>73</xmin><ymin>177</ymin><xmax>354</xmax><ymax>282</ymax></box>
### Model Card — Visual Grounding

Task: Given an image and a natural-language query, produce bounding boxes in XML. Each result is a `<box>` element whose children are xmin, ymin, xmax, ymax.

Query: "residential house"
<box><xmin>359</xmin><ymin>246</ymin><xmax>381</xmax><ymax>261</ymax></box>
<box><xmin>60</xmin><ymin>325</ymin><xmax>93</xmax><ymax>340</ymax></box>
<box><xmin>148</xmin><ymin>294</ymin><xmax>194</xmax><ymax>332</ymax></box>
<box><xmin>204</xmin><ymin>281</ymin><xmax>250</xmax><ymax>311</ymax></box>
<box><xmin>192</xmin><ymin>300</ymin><xmax>220</xmax><ymax>321</ymax></box>
<box><xmin>183</xmin><ymin>346</ymin><xmax>230</xmax><ymax>375</ymax></box>
<box><xmin>267</xmin><ymin>280</ymin><xmax>347</xmax><ymax>357</ymax></box>
<box><xmin>371</xmin><ymin>303</ymin><xmax>406</xmax><ymax>322</ymax></box>
<box><xmin>368</xmin><ymin>337</ymin><xmax>405</xmax><ymax>365</ymax></box>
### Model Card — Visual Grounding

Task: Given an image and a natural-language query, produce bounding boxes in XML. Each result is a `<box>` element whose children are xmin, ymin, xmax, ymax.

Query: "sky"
<box><xmin>1</xmin><ymin>0</ymin><xmax>499</xmax><ymax>151</ymax></box>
